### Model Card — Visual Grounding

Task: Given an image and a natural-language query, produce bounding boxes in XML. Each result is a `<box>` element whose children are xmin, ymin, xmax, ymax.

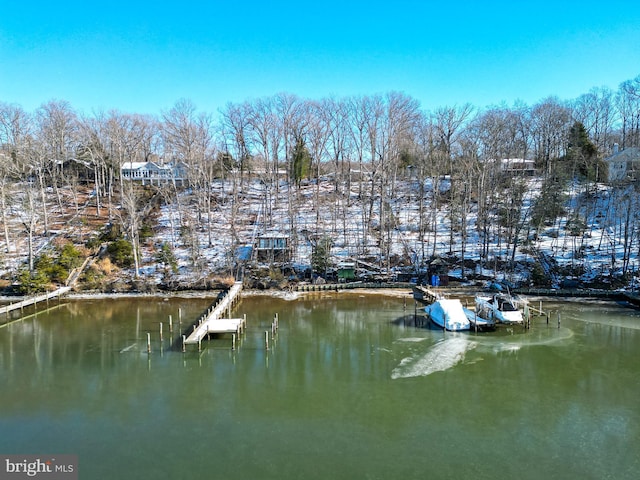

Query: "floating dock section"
<box><xmin>183</xmin><ymin>282</ymin><xmax>245</xmax><ymax>349</ymax></box>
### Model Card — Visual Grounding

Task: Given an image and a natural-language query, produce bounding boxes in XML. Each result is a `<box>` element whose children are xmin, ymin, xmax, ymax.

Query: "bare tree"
<box><xmin>219</xmin><ymin>101</ymin><xmax>252</xmax><ymax>185</ymax></box>
<box><xmin>432</xmin><ymin>104</ymin><xmax>474</xmax><ymax>255</ymax></box>
<box><xmin>35</xmin><ymin>100</ymin><xmax>78</xmax><ymax>216</ymax></box>
<box><xmin>616</xmin><ymin>75</ymin><xmax>640</xmax><ymax>149</ymax></box>
<box><xmin>529</xmin><ymin>97</ymin><xmax>572</xmax><ymax>174</ymax></box>
<box><xmin>0</xmin><ymin>103</ymin><xmax>33</xmax><ymax>252</ymax></box>
<box><xmin>77</xmin><ymin>112</ymin><xmax>110</xmax><ymax>217</ymax></box>
<box><xmin>572</xmin><ymin>86</ymin><xmax>616</xmax><ymax>153</ymax></box>
<box><xmin>18</xmin><ymin>183</ymin><xmax>41</xmax><ymax>272</ymax></box>
<box><xmin>162</xmin><ymin>100</ymin><xmax>219</xmax><ymax>251</ymax></box>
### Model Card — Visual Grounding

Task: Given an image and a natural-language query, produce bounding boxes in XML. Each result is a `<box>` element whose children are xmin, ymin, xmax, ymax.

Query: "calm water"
<box><xmin>1</xmin><ymin>293</ymin><xmax>639</xmax><ymax>479</ymax></box>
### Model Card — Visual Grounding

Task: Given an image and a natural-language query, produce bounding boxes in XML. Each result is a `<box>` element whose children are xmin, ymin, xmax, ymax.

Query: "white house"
<box><xmin>604</xmin><ymin>146</ymin><xmax>640</xmax><ymax>182</ymax></box>
<box><xmin>120</xmin><ymin>161</ymin><xmax>187</xmax><ymax>185</ymax></box>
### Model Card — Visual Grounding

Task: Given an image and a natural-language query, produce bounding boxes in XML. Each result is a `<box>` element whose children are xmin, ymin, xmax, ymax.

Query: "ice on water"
<box><xmin>391</xmin><ymin>337</ymin><xmax>477</xmax><ymax>379</ymax></box>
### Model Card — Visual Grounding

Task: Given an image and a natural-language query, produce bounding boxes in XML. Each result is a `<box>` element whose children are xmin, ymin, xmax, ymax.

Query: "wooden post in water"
<box><xmin>265</xmin><ymin>331</ymin><xmax>269</xmax><ymax>350</ymax></box>
<box><xmin>169</xmin><ymin>315</ymin><xmax>173</xmax><ymax>333</ymax></box>
<box><xmin>147</xmin><ymin>333</ymin><xmax>151</xmax><ymax>354</ymax></box>
<box><xmin>159</xmin><ymin>322</ymin><xmax>163</xmax><ymax>342</ymax></box>
<box><xmin>558</xmin><ymin>312</ymin><xmax>561</xmax><ymax>328</ymax></box>
<box><xmin>232</xmin><ymin>333</ymin><xmax>236</xmax><ymax>351</ymax></box>
<box><xmin>182</xmin><ymin>335</ymin><xmax>186</xmax><ymax>353</ymax></box>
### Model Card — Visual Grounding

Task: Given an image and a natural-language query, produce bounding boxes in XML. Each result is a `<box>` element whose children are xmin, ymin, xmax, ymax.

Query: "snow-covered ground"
<box><xmin>0</xmin><ymin>174</ymin><xmax>636</xmax><ymax>291</ymax></box>
<box><xmin>147</xmin><ymin>175</ymin><xmax>638</xmax><ymax>290</ymax></box>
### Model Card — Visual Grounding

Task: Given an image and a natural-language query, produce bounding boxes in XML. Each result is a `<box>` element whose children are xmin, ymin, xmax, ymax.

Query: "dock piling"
<box><xmin>147</xmin><ymin>333</ymin><xmax>151</xmax><ymax>354</ymax></box>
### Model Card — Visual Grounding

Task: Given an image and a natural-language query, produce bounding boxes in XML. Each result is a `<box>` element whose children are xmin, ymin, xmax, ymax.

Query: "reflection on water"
<box><xmin>0</xmin><ymin>293</ymin><xmax>639</xmax><ymax>479</ymax></box>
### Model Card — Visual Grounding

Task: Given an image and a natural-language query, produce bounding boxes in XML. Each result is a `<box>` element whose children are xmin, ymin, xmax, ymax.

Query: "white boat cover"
<box><xmin>426</xmin><ymin>299</ymin><xmax>471</xmax><ymax>331</ymax></box>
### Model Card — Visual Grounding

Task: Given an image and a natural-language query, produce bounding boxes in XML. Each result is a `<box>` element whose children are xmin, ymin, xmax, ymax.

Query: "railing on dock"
<box><xmin>182</xmin><ymin>281</ymin><xmax>244</xmax><ymax>350</ymax></box>
<box><xmin>0</xmin><ymin>287</ymin><xmax>72</xmax><ymax>318</ymax></box>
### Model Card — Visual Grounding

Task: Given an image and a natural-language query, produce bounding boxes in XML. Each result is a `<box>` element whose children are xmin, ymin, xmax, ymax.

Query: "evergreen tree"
<box><xmin>566</xmin><ymin>121</ymin><xmax>600</xmax><ymax>181</ymax></box>
<box><xmin>311</xmin><ymin>236</ymin><xmax>333</xmax><ymax>276</ymax></box>
<box><xmin>290</xmin><ymin>137</ymin><xmax>311</xmax><ymax>186</ymax></box>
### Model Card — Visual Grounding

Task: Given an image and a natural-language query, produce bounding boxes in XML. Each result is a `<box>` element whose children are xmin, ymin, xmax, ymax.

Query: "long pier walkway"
<box><xmin>1</xmin><ymin>244</ymin><xmax>105</xmax><ymax>321</ymax></box>
<box><xmin>0</xmin><ymin>287</ymin><xmax>71</xmax><ymax>317</ymax></box>
<box><xmin>183</xmin><ymin>281</ymin><xmax>245</xmax><ymax>349</ymax></box>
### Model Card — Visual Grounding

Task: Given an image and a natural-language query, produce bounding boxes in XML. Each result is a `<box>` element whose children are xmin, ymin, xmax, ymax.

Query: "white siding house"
<box><xmin>121</xmin><ymin>161</ymin><xmax>187</xmax><ymax>185</ymax></box>
<box><xmin>604</xmin><ymin>147</ymin><xmax>640</xmax><ymax>182</ymax></box>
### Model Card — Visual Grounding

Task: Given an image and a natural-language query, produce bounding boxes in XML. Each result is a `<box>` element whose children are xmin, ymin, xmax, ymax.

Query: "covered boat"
<box><xmin>425</xmin><ymin>299</ymin><xmax>471</xmax><ymax>331</ymax></box>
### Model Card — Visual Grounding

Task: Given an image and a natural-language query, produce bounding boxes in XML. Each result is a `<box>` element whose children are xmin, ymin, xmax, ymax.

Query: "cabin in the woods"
<box><xmin>254</xmin><ymin>234</ymin><xmax>291</xmax><ymax>263</ymax></box>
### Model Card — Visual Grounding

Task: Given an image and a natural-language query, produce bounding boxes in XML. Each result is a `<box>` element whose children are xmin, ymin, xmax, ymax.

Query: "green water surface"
<box><xmin>1</xmin><ymin>293</ymin><xmax>639</xmax><ymax>479</ymax></box>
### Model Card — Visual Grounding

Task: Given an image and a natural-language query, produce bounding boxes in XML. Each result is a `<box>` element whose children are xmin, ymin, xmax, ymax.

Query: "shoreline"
<box><xmin>0</xmin><ymin>283</ymin><xmax>640</xmax><ymax>306</ymax></box>
<box><xmin>0</xmin><ymin>284</ymin><xmax>635</xmax><ymax>304</ymax></box>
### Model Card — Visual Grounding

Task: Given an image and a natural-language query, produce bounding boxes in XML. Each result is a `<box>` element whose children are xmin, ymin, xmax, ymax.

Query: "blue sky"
<box><xmin>1</xmin><ymin>1</ymin><xmax>639</xmax><ymax>115</ymax></box>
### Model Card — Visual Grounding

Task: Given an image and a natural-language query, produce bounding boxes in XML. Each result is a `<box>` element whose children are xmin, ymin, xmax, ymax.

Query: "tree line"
<box><xmin>1</xmin><ymin>73</ymin><xmax>639</xmax><ymax>288</ymax></box>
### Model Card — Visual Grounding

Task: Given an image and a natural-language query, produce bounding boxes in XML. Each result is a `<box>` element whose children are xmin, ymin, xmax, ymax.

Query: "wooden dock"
<box><xmin>183</xmin><ymin>282</ymin><xmax>245</xmax><ymax>349</ymax></box>
<box><xmin>0</xmin><ymin>287</ymin><xmax>71</xmax><ymax>317</ymax></box>
<box><xmin>412</xmin><ymin>285</ymin><xmax>442</xmax><ymax>305</ymax></box>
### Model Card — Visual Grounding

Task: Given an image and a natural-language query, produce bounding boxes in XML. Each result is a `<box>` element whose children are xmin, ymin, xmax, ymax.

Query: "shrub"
<box><xmin>155</xmin><ymin>242</ymin><xmax>178</xmax><ymax>274</ymax></box>
<box><xmin>107</xmin><ymin>239</ymin><xmax>134</xmax><ymax>267</ymax></box>
<box><xmin>16</xmin><ymin>267</ymin><xmax>51</xmax><ymax>294</ymax></box>
<box><xmin>58</xmin><ymin>243</ymin><xmax>84</xmax><ymax>271</ymax></box>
